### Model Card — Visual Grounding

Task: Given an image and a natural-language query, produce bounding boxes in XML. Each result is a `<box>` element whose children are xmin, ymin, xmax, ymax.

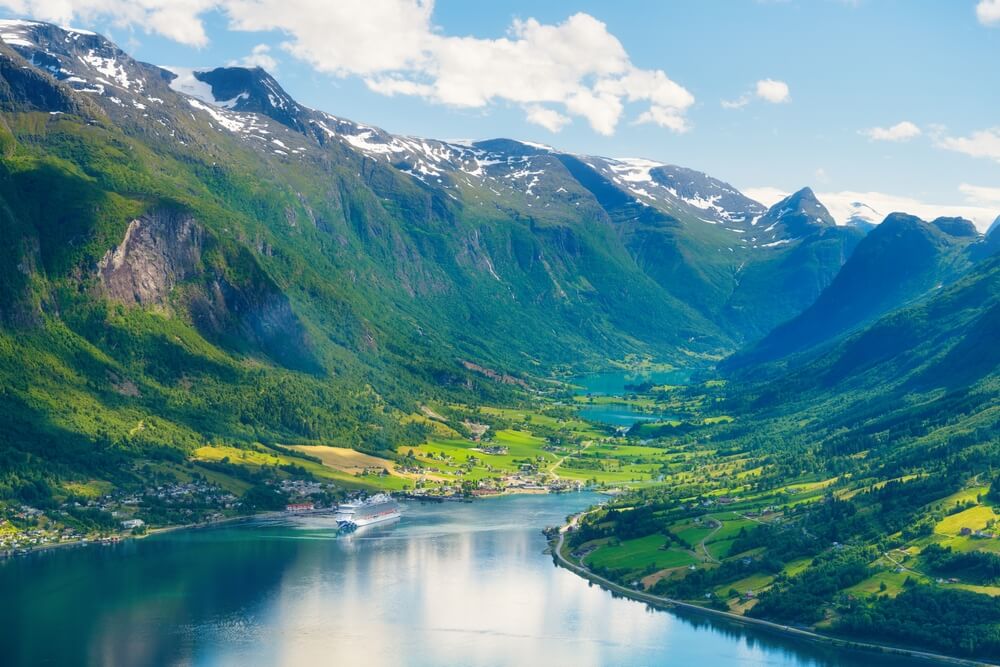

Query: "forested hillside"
<box><xmin>0</xmin><ymin>20</ymin><xmax>878</xmax><ymax>502</ymax></box>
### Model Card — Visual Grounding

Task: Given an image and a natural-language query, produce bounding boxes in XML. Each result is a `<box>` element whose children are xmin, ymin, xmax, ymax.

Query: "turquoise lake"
<box><xmin>577</xmin><ymin>404</ymin><xmax>677</xmax><ymax>427</ymax></box>
<box><xmin>573</xmin><ymin>369</ymin><xmax>689</xmax><ymax>427</ymax></box>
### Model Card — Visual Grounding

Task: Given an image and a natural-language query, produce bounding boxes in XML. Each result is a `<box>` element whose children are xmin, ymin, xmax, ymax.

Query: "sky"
<box><xmin>2</xmin><ymin>0</ymin><xmax>999</xmax><ymax>229</ymax></box>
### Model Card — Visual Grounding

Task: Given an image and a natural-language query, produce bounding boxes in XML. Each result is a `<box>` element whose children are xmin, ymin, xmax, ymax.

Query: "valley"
<box><xmin>0</xmin><ymin>16</ymin><xmax>997</xmax><ymax>666</ymax></box>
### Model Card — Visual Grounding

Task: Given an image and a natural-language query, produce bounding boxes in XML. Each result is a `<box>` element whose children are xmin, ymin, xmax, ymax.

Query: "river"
<box><xmin>0</xmin><ymin>493</ymin><xmax>923</xmax><ymax>666</ymax></box>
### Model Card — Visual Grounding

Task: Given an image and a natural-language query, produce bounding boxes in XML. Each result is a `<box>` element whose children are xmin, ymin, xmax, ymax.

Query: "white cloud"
<box><xmin>229</xmin><ymin>44</ymin><xmax>277</xmax><ymax>71</ymax></box>
<box><xmin>229</xmin><ymin>0</ymin><xmax>435</xmax><ymax>76</ymax></box>
<box><xmin>959</xmin><ymin>183</ymin><xmax>1000</xmax><ymax>206</ymax></box>
<box><xmin>0</xmin><ymin>0</ymin><xmax>217</xmax><ymax>46</ymax></box>
<box><xmin>977</xmin><ymin>0</ymin><xmax>1000</xmax><ymax>25</ymax></box>
<box><xmin>723</xmin><ymin>79</ymin><xmax>790</xmax><ymax>109</ymax></box>
<box><xmin>634</xmin><ymin>103</ymin><xmax>690</xmax><ymax>133</ymax></box>
<box><xmin>862</xmin><ymin>120</ymin><xmax>922</xmax><ymax>142</ymax></box>
<box><xmin>8</xmin><ymin>1</ymin><xmax>694</xmax><ymax>136</ymax></box>
<box><xmin>524</xmin><ymin>105</ymin><xmax>571</xmax><ymax>133</ymax></box>
<box><xmin>744</xmin><ymin>186</ymin><xmax>997</xmax><ymax>232</ymax></box>
<box><xmin>935</xmin><ymin>127</ymin><xmax>1000</xmax><ymax>162</ymax></box>
<box><xmin>755</xmin><ymin>78</ymin><xmax>790</xmax><ymax>103</ymax></box>
<box><xmin>720</xmin><ymin>95</ymin><xmax>749</xmax><ymax>110</ymax></box>
<box><xmin>742</xmin><ymin>186</ymin><xmax>790</xmax><ymax>206</ymax></box>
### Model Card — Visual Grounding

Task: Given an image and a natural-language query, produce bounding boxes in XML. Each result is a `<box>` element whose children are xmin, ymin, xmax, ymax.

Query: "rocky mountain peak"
<box><xmin>0</xmin><ymin>19</ymin><xmax>156</xmax><ymax>97</ymax></box>
<box><xmin>753</xmin><ymin>186</ymin><xmax>835</xmax><ymax>242</ymax></box>
<box><xmin>171</xmin><ymin>66</ymin><xmax>309</xmax><ymax>132</ymax></box>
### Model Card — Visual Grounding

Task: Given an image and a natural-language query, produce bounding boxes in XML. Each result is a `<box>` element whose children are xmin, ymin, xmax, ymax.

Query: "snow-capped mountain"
<box><xmin>0</xmin><ymin>19</ymin><xmax>778</xmax><ymax>240</ymax></box>
<box><xmin>841</xmin><ymin>201</ymin><xmax>881</xmax><ymax>233</ymax></box>
<box><xmin>584</xmin><ymin>158</ymin><xmax>767</xmax><ymax>228</ymax></box>
<box><xmin>0</xmin><ymin>17</ymin><xmax>886</xmax><ymax>347</ymax></box>
<box><xmin>750</xmin><ymin>187</ymin><xmax>835</xmax><ymax>244</ymax></box>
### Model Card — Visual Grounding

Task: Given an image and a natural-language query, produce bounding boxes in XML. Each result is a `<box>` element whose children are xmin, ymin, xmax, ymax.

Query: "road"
<box><xmin>552</xmin><ymin>511</ymin><xmax>993</xmax><ymax>667</ymax></box>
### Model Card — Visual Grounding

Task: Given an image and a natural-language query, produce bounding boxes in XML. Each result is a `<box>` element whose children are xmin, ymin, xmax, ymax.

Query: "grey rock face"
<box><xmin>98</xmin><ymin>209</ymin><xmax>202</xmax><ymax>306</ymax></box>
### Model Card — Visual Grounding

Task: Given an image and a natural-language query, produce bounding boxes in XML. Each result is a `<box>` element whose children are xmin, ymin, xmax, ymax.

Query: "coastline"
<box><xmin>550</xmin><ymin>510</ymin><xmax>995</xmax><ymax>667</ymax></box>
<box><xmin>4</xmin><ymin>491</ymin><xmax>555</xmax><ymax>558</ymax></box>
<box><xmin>2</xmin><ymin>508</ymin><xmax>304</xmax><ymax>559</ymax></box>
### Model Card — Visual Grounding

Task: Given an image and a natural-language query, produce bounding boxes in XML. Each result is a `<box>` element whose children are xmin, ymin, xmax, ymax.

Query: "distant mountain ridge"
<box><xmin>726</xmin><ymin>211</ymin><xmax>995</xmax><ymax>371</ymax></box>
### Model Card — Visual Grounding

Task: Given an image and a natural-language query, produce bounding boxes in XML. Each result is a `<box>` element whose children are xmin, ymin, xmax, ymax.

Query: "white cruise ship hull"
<box><xmin>351</xmin><ymin>510</ymin><xmax>401</xmax><ymax>526</ymax></box>
<box><xmin>335</xmin><ymin>494</ymin><xmax>402</xmax><ymax>528</ymax></box>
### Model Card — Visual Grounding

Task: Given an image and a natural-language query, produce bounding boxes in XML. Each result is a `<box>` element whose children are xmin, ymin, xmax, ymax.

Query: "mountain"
<box><xmin>734</xmin><ymin>251</ymin><xmax>999</xmax><ymax>437</ymax></box>
<box><xmin>842</xmin><ymin>201</ymin><xmax>881</xmax><ymax>233</ymax></box>
<box><xmin>165</xmin><ymin>66</ymin><xmax>310</xmax><ymax>132</ymax></box>
<box><xmin>987</xmin><ymin>215</ymin><xmax>1000</xmax><ymax>238</ymax></box>
<box><xmin>0</xmin><ymin>18</ymin><xmax>866</xmax><ymax>352</ymax></box>
<box><xmin>0</xmin><ymin>19</ymin><xmax>883</xmax><ymax>501</ymax></box>
<box><xmin>751</xmin><ymin>187</ymin><xmax>834</xmax><ymax>240</ymax></box>
<box><xmin>714</xmin><ymin>188</ymin><xmax>865</xmax><ymax>338</ymax></box>
<box><xmin>726</xmin><ymin>212</ymin><xmax>991</xmax><ymax>370</ymax></box>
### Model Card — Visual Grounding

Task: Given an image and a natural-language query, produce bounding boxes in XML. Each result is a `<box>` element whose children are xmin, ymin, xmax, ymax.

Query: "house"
<box><xmin>121</xmin><ymin>519</ymin><xmax>144</xmax><ymax>530</ymax></box>
<box><xmin>960</xmin><ymin>527</ymin><xmax>972</xmax><ymax>536</ymax></box>
<box><xmin>285</xmin><ymin>503</ymin><xmax>314</xmax><ymax>512</ymax></box>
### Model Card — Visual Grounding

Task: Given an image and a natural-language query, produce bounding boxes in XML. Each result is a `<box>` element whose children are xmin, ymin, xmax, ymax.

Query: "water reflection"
<box><xmin>577</xmin><ymin>404</ymin><xmax>678</xmax><ymax>427</ymax></box>
<box><xmin>1</xmin><ymin>495</ymin><xmax>923</xmax><ymax>666</ymax></box>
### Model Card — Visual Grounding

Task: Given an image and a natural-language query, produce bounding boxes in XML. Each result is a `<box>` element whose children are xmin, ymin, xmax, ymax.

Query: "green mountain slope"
<box><xmin>727</xmin><ymin>212</ymin><xmax>990</xmax><ymax>370</ymax></box>
<box><xmin>0</xmin><ymin>21</ymin><xmax>871</xmax><ymax>504</ymax></box>
<box><xmin>573</xmin><ymin>254</ymin><xmax>999</xmax><ymax>660</ymax></box>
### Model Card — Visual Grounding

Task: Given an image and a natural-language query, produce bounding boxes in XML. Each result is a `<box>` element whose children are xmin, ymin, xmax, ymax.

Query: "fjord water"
<box><xmin>0</xmin><ymin>494</ymin><xmax>920</xmax><ymax>667</ymax></box>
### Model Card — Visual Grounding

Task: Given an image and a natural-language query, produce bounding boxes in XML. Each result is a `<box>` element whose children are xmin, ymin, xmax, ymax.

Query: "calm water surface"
<box><xmin>1</xmin><ymin>494</ymin><xmax>921</xmax><ymax>666</ymax></box>
<box><xmin>574</xmin><ymin>370</ymin><xmax>689</xmax><ymax>427</ymax></box>
<box><xmin>577</xmin><ymin>404</ymin><xmax>678</xmax><ymax>427</ymax></box>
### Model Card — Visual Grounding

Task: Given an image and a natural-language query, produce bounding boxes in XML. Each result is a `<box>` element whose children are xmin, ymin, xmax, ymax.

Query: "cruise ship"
<box><xmin>334</xmin><ymin>494</ymin><xmax>401</xmax><ymax>528</ymax></box>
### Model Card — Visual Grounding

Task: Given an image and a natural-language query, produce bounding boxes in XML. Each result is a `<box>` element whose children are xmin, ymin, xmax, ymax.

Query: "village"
<box><xmin>0</xmin><ymin>481</ymin><xmax>246</xmax><ymax>557</ymax></box>
<box><xmin>0</xmin><ymin>464</ymin><xmax>589</xmax><ymax>558</ymax></box>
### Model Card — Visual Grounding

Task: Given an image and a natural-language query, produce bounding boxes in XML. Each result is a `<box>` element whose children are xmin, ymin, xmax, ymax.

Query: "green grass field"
<box><xmin>192</xmin><ymin>445</ymin><xmax>384</xmax><ymax>490</ymax></box>
<box><xmin>715</xmin><ymin>572</ymin><xmax>775</xmax><ymax>598</ymax></box>
<box><xmin>845</xmin><ymin>569</ymin><xmax>915</xmax><ymax>598</ymax></box>
<box><xmin>585</xmin><ymin>534</ymin><xmax>698</xmax><ymax>572</ymax></box>
<box><xmin>936</xmin><ymin>505</ymin><xmax>996</xmax><ymax>536</ymax></box>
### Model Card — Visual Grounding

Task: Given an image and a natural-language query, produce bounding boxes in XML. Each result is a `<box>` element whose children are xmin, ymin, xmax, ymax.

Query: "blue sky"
<box><xmin>4</xmin><ymin>1</ymin><xmax>999</xmax><ymax>227</ymax></box>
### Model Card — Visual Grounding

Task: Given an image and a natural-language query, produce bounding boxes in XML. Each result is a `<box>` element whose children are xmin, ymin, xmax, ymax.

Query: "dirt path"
<box><xmin>699</xmin><ymin>521</ymin><xmax>723</xmax><ymax>564</ymax></box>
<box><xmin>548</xmin><ymin>440</ymin><xmax>593</xmax><ymax>479</ymax></box>
<box><xmin>884</xmin><ymin>550</ymin><xmax>929</xmax><ymax>579</ymax></box>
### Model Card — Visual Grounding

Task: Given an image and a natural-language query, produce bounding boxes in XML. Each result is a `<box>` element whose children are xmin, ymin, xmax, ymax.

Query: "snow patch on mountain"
<box><xmin>81</xmin><ymin>51</ymin><xmax>138</xmax><ymax>90</ymax></box>
<box><xmin>0</xmin><ymin>18</ymin><xmax>41</xmax><ymax>47</ymax></box>
<box><xmin>162</xmin><ymin>67</ymin><xmax>217</xmax><ymax>105</ymax></box>
<box><xmin>606</xmin><ymin>158</ymin><xmax>662</xmax><ymax>185</ymax></box>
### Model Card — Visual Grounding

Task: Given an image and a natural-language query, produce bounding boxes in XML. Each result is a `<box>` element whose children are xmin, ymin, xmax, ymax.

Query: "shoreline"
<box><xmin>3</xmin><ymin>491</ymin><xmax>557</xmax><ymax>558</ymax></box>
<box><xmin>10</xmin><ymin>494</ymin><xmax>988</xmax><ymax>664</ymax></box>
<box><xmin>550</xmin><ymin>510</ymin><xmax>995</xmax><ymax>667</ymax></box>
<box><xmin>1</xmin><ymin>508</ymin><xmax>307</xmax><ymax>559</ymax></box>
